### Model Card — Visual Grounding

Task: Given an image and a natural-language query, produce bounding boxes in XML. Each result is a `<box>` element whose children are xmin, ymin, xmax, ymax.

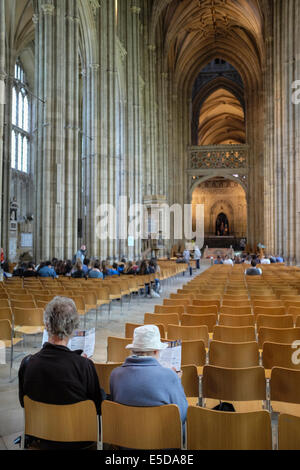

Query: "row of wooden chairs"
<box><xmin>25</xmin><ymin>395</ymin><xmax>300</xmax><ymax>450</ymax></box>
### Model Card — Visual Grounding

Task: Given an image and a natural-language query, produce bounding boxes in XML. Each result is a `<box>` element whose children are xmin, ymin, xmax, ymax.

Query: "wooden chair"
<box><xmin>144</xmin><ymin>313</ymin><xmax>179</xmax><ymax>328</ymax></box>
<box><xmin>181</xmin><ymin>365</ymin><xmax>199</xmax><ymax>406</ymax></box>
<box><xmin>170</xmin><ymin>293</ymin><xmax>196</xmax><ymax>301</ymax></box>
<box><xmin>284</xmin><ymin>301</ymin><xmax>300</xmax><ymax>311</ymax></box>
<box><xmin>222</xmin><ymin>300</ymin><xmax>251</xmax><ymax>308</ymax></box>
<box><xmin>270</xmin><ymin>367</ymin><xmax>300</xmax><ymax>416</ymax></box>
<box><xmin>258</xmin><ymin>327</ymin><xmax>300</xmax><ymax>349</ymax></box>
<box><xmin>253</xmin><ymin>306</ymin><xmax>286</xmax><ymax>317</ymax></box>
<box><xmin>209</xmin><ymin>341</ymin><xmax>259</xmax><ymax>369</ymax></box>
<box><xmin>181</xmin><ymin>314</ymin><xmax>217</xmax><ymax>333</ymax></box>
<box><xmin>0</xmin><ymin>299</ymin><xmax>11</xmax><ymax>309</ymax></box>
<box><xmin>125</xmin><ymin>322</ymin><xmax>165</xmax><ymax>339</ymax></box>
<box><xmin>256</xmin><ymin>315</ymin><xmax>294</xmax><ymax>330</ymax></box>
<box><xmin>33</xmin><ymin>294</ymin><xmax>56</xmax><ymax>303</ymax></box>
<box><xmin>101</xmin><ymin>401</ymin><xmax>182</xmax><ymax>450</ymax></box>
<box><xmin>155</xmin><ymin>305</ymin><xmax>185</xmax><ymax>321</ymax></box>
<box><xmin>107</xmin><ymin>337</ymin><xmax>132</xmax><ymax>363</ymax></box>
<box><xmin>186</xmin><ymin>407</ymin><xmax>272</xmax><ymax>450</ymax></box>
<box><xmin>168</xmin><ymin>324</ymin><xmax>209</xmax><ymax>345</ymax></box>
<box><xmin>8</xmin><ymin>294</ymin><xmax>34</xmax><ymax>302</ymax></box>
<box><xmin>0</xmin><ymin>307</ymin><xmax>13</xmax><ymax>323</ymax></box>
<box><xmin>202</xmin><ymin>365</ymin><xmax>267</xmax><ymax>412</ymax></box>
<box><xmin>280</xmin><ymin>295</ymin><xmax>300</xmax><ymax>302</ymax></box>
<box><xmin>220</xmin><ymin>306</ymin><xmax>252</xmax><ymax>316</ymax></box>
<box><xmin>10</xmin><ymin>300</ymin><xmax>37</xmax><ymax>310</ymax></box>
<box><xmin>186</xmin><ymin>305</ymin><xmax>218</xmax><ymax>315</ymax></box>
<box><xmin>219</xmin><ymin>314</ymin><xmax>255</xmax><ymax>327</ymax></box>
<box><xmin>192</xmin><ymin>299</ymin><xmax>221</xmax><ymax>309</ymax></box>
<box><xmin>278</xmin><ymin>414</ymin><xmax>300</xmax><ymax>450</ymax></box>
<box><xmin>182</xmin><ymin>340</ymin><xmax>207</xmax><ymax>371</ymax></box>
<box><xmin>23</xmin><ymin>396</ymin><xmax>99</xmax><ymax>447</ymax></box>
<box><xmin>213</xmin><ymin>326</ymin><xmax>256</xmax><ymax>343</ymax></box>
<box><xmin>250</xmin><ymin>296</ymin><xmax>277</xmax><ymax>301</ymax></box>
<box><xmin>263</xmin><ymin>342</ymin><xmax>300</xmax><ymax>379</ymax></box>
<box><xmin>0</xmin><ymin>319</ymin><xmax>23</xmax><ymax>376</ymax></box>
<box><xmin>290</xmin><ymin>308</ymin><xmax>300</xmax><ymax>322</ymax></box>
<box><xmin>223</xmin><ymin>295</ymin><xmax>249</xmax><ymax>301</ymax></box>
<box><xmin>13</xmin><ymin>308</ymin><xmax>45</xmax><ymax>337</ymax></box>
<box><xmin>94</xmin><ymin>362</ymin><xmax>123</xmax><ymax>395</ymax></box>
<box><xmin>253</xmin><ymin>300</ymin><xmax>284</xmax><ymax>308</ymax></box>
<box><xmin>163</xmin><ymin>299</ymin><xmax>191</xmax><ymax>309</ymax></box>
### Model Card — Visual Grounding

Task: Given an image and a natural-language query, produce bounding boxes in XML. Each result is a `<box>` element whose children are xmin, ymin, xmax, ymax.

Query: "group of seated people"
<box><xmin>214</xmin><ymin>253</ymin><xmax>284</xmax><ymax>266</ymax></box>
<box><xmin>4</xmin><ymin>257</ymin><xmax>160</xmax><ymax>279</ymax></box>
<box><xmin>18</xmin><ymin>296</ymin><xmax>187</xmax><ymax>450</ymax></box>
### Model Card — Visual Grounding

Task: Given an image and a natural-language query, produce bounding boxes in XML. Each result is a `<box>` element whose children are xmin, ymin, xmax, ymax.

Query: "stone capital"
<box><xmin>32</xmin><ymin>14</ymin><xmax>39</xmax><ymax>25</ymax></box>
<box><xmin>131</xmin><ymin>6</ymin><xmax>141</xmax><ymax>15</ymax></box>
<box><xmin>89</xmin><ymin>63</ymin><xmax>100</xmax><ymax>72</ymax></box>
<box><xmin>41</xmin><ymin>4</ymin><xmax>55</xmax><ymax>15</ymax></box>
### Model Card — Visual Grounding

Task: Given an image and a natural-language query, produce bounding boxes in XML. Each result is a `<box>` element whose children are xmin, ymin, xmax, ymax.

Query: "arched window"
<box><xmin>11</xmin><ymin>61</ymin><xmax>30</xmax><ymax>173</ymax></box>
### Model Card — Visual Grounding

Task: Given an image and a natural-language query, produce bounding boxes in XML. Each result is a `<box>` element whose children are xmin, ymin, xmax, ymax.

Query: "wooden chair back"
<box><xmin>181</xmin><ymin>365</ymin><xmax>199</xmax><ymax>398</ymax></box>
<box><xmin>181</xmin><ymin>340</ymin><xmax>207</xmax><ymax>366</ymax></box>
<box><xmin>258</xmin><ymin>327</ymin><xmax>300</xmax><ymax>349</ymax></box>
<box><xmin>107</xmin><ymin>337</ymin><xmax>132</xmax><ymax>363</ymax></box>
<box><xmin>186</xmin><ymin>305</ymin><xmax>218</xmax><ymax>315</ymax></box>
<box><xmin>220</xmin><ymin>306</ymin><xmax>252</xmax><ymax>316</ymax></box>
<box><xmin>209</xmin><ymin>341</ymin><xmax>259</xmax><ymax>368</ymax></box>
<box><xmin>202</xmin><ymin>365</ymin><xmax>266</xmax><ymax>402</ymax></box>
<box><xmin>256</xmin><ymin>315</ymin><xmax>294</xmax><ymax>330</ymax></box>
<box><xmin>263</xmin><ymin>342</ymin><xmax>300</xmax><ymax>371</ymax></box>
<box><xmin>101</xmin><ymin>401</ymin><xmax>182</xmax><ymax>449</ymax></box>
<box><xmin>253</xmin><ymin>306</ymin><xmax>286</xmax><ymax>317</ymax></box>
<box><xmin>94</xmin><ymin>362</ymin><xmax>123</xmax><ymax>395</ymax></box>
<box><xmin>168</xmin><ymin>324</ymin><xmax>209</xmax><ymax>345</ymax></box>
<box><xmin>13</xmin><ymin>308</ymin><xmax>44</xmax><ymax>327</ymax></box>
<box><xmin>0</xmin><ymin>308</ymin><xmax>13</xmax><ymax>323</ymax></box>
<box><xmin>213</xmin><ymin>325</ymin><xmax>256</xmax><ymax>343</ymax></box>
<box><xmin>270</xmin><ymin>367</ymin><xmax>300</xmax><ymax>404</ymax></box>
<box><xmin>219</xmin><ymin>314</ymin><xmax>255</xmax><ymax>327</ymax></box>
<box><xmin>24</xmin><ymin>396</ymin><xmax>98</xmax><ymax>443</ymax></box>
<box><xmin>154</xmin><ymin>305</ymin><xmax>185</xmax><ymax>320</ymax></box>
<box><xmin>278</xmin><ymin>414</ymin><xmax>300</xmax><ymax>450</ymax></box>
<box><xmin>144</xmin><ymin>313</ymin><xmax>179</xmax><ymax>328</ymax></box>
<box><xmin>181</xmin><ymin>314</ymin><xmax>217</xmax><ymax>333</ymax></box>
<box><xmin>186</xmin><ymin>407</ymin><xmax>272</xmax><ymax>450</ymax></box>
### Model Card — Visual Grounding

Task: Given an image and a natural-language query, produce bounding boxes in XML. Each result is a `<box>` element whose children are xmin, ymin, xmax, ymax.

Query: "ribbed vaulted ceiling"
<box><xmin>152</xmin><ymin>0</ymin><xmax>265</xmax><ymax>92</ymax></box>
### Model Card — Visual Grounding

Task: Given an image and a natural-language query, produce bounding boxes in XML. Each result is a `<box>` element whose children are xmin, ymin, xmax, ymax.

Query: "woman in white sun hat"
<box><xmin>110</xmin><ymin>325</ymin><xmax>188</xmax><ymax>425</ymax></box>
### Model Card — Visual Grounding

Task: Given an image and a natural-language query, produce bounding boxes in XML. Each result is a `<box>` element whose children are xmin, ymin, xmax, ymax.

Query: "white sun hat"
<box><xmin>126</xmin><ymin>325</ymin><xmax>168</xmax><ymax>351</ymax></box>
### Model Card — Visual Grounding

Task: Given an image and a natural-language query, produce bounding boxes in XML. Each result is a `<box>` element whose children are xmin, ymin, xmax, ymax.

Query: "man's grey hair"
<box><xmin>44</xmin><ymin>297</ymin><xmax>79</xmax><ymax>340</ymax></box>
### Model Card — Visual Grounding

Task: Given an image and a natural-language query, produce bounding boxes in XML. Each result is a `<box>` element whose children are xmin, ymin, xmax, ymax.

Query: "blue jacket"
<box><xmin>88</xmin><ymin>270</ymin><xmax>104</xmax><ymax>279</ymax></box>
<box><xmin>38</xmin><ymin>266</ymin><xmax>57</xmax><ymax>279</ymax></box>
<box><xmin>110</xmin><ymin>356</ymin><xmax>188</xmax><ymax>424</ymax></box>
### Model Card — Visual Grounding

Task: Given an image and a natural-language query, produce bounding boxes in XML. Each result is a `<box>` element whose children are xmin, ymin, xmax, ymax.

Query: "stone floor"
<box><xmin>0</xmin><ymin>263</ymin><xmax>209</xmax><ymax>450</ymax></box>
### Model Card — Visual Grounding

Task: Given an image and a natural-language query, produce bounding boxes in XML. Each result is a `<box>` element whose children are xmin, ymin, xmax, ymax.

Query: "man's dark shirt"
<box><xmin>19</xmin><ymin>343</ymin><xmax>105</xmax><ymax>449</ymax></box>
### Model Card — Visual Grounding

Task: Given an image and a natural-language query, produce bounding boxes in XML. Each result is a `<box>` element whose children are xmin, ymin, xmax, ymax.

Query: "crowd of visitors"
<box><xmin>0</xmin><ymin>247</ymin><xmax>163</xmax><ymax>297</ymax></box>
<box><xmin>213</xmin><ymin>253</ymin><xmax>284</xmax><ymax>267</ymax></box>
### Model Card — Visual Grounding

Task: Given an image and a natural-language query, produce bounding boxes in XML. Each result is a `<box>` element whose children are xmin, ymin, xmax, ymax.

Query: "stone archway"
<box><xmin>191</xmin><ymin>177</ymin><xmax>247</xmax><ymax>239</ymax></box>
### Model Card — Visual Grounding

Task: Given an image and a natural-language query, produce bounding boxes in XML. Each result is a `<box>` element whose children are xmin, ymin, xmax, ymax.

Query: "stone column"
<box><xmin>0</xmin><ymin>0</ymin><xmax>5</xmax><ymax>247</ymax></box>
<box><xmin>34</xmin><ymin>0</ymin><xmax>80</xmax><ymax>261</ymax></box>
<box><xmin>265</xmin><ymin>0</ymin><xmax>300</xmax><ymax>263</ymax></box>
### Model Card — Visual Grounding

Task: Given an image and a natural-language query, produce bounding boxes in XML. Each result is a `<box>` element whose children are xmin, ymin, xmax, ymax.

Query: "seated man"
<box><xmin>110</xmin><ymin>325</ymin><xmax>188</xmax><ymax>426</ymax></box>
<box><xmin>19</xmin><ymin>297</ymin><xmax>105</xmax><ymax>449</ymax></box>
<box><xmin>245</xmin><ymin>260</ymin><xmax>262</xmax><ymax>276</ymax></box>
<box><xmin>223</xmin><ymin>255</ymin><xmax>234</xmax><ymax>266</ymax></box>
<box><xmin>38</xmin><ymin>261</ymin><xmax>57</xmax><ymax>279</ymax></box>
